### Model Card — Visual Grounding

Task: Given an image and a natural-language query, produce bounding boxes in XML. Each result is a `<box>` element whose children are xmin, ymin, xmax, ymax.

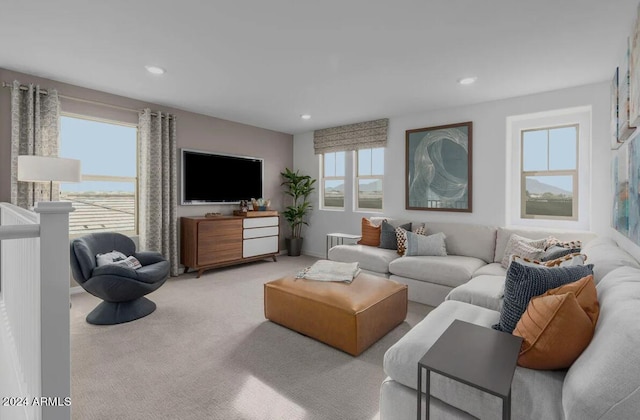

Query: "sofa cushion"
<box><xmin>384</xmin><ymin>300</ymin><xmax>501</xmax><ymax>392</ymax></box>
<box><xmin>389</xmin><ymin>255</ymin><xmax>485</xmax><ymax>288</ymax></box>
<box><xmin>445</xmin><ymin>275</ymin><xmax>505</xmax><ymax>311</ymax></box>
<box><xmin>472</xmin><ymin>262</ymin><xmax>506</xmax><ymax>278</ymax></box>
<box><xmin>514</xmin><ymin>275</ymin><xmax>598</xmax><ymax>370</ymax></box>
<box><xmin>563</xmin><ymin>266</ymin><xmax>640</xmax><ymax>420</ymax></box>
<box><xmin>582</xmin><ymin>236</ymin><xmax>640</xmax><ymax>283</ymax></box>
<box><xmin>328</xmin><ymin>244</ymin><xmax>399</xmax><ymax>274</ymax></box>
<box><xmin>494</xmin><ymin>227</ymin><xmax>596</xmax><ymax>263</ymax></box>
<box><xmin>494</xmin><ymin>261</ymin><xmax>595</xmax><ymax>333</ymax></box>
<box><xmin>404</xmin><ymin>231</ymin><xmax>447</xmax><ymax>256</ymax></box>
<box><xmin>424</xmin><ymin>222</ymin><xmax>497</xmax><ymax>263</ymax></box>
<box><xmin>357</xmin><ymin>217</ymin><xmax>382</xmax><ymax>246</ymax></box>
<box><xmin>384</xmin><ymin>300</ymin><xmax>565</xmax><ymax>420</ymax></box>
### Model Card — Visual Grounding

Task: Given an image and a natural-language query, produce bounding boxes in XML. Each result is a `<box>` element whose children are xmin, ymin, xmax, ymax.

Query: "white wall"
<box><xmin>294</xmin><ymin>82</ymin><xmax>616</xmax><ymax>258</ymax></box>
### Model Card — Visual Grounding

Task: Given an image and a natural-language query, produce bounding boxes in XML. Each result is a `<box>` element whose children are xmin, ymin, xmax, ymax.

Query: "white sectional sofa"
<box><xmin>328</xmin><ymin>217</ymin><xmax>596</xmax><ymax>306</ymax></box>
<box><xmin>380</xmin><ymin>236</ymin><xmax>640</xmax><ymax>419</ymax></box>
<box><xmin>328</xmin><ymin>218</ymin><xmax>640</xmax><ymax>418</ymax></box>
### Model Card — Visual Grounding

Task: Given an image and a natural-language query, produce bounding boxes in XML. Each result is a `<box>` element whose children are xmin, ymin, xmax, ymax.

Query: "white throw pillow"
<box><xmin>111</xmin><ymin>256</ymin><xmax>142</xmax><ymax>270</ymax></box>
<box><xmin>501</xmin><ymin>234</ymin><xmax>546</xmax><ymax>268</ymax></box>
<box><xmin>404</xmin><ymin>231</ymin><xmax>447</xmax><ymax>257</ymax></box>
<box><xmin>96</xmin><ymin>250</ymin><xmax>128</xmax><ymax>267</ymax></box>
<box><xmin>511</xmin><ymin>253</ymin><xmax>587</xmax><ymax>268</ymax></box>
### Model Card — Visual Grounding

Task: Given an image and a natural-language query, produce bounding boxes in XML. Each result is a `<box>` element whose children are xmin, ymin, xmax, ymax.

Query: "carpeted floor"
<box><xmin>70</xmin><ymin>255</ymin><xmax>433</xmax><ymax>420</ymax></box>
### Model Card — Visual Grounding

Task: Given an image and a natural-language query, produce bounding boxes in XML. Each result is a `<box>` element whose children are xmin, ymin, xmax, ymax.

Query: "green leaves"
<box><xmin>280</xmin><ymin>168</ymin><xmax>316</xmax><ymax>238</ymax></box>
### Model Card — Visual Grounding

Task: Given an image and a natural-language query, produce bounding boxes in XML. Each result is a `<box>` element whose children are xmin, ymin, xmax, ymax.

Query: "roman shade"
<box><xmin>313</xmin><ymin>118</ymin><xmax>388</xmax><ymax>154</ymax></box>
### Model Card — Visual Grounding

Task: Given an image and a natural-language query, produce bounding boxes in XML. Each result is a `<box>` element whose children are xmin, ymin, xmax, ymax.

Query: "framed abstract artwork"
<box><xmin>618</xmin><ymin>38</ymin><xmax>636</xmax><ymax>144</ymax></box>
<box><xmin>630</xmin><ymin>4</ymin><xmax>640</xmax><ymax>127</ymax></box>
<box><xmin>612</xmin><ymin>147</ymin><xmax>629</xmax><ymax>237</ymax></box>
<box><xmin>611</xmin><ymin>67</ymin><xmax>623</xmax><ymax>150</ymax></box>
<box><xmin>406</xmin><ymin>121</ymin><xmax>472</xmax><ymax>212</ymax></box>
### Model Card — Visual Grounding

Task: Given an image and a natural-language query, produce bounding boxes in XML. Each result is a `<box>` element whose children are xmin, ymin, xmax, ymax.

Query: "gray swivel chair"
<box><xmin>70</xmin><ymin>232</ymin><xmax>169</xmax><ymax>325</ymax></box>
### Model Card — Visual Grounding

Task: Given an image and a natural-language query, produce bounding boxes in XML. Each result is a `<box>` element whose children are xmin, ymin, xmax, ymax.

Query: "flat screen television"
<box><xmin>181</xmin><ymin>149</ymin><xmax>263</xmax><ymax>204</ymax></box>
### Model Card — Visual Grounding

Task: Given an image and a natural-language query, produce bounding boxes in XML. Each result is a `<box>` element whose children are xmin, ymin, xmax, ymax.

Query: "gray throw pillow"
<box><xmin>379</xmin><ymin>221</ymin><xmax>411</xmax><ymax>250</ymax></box>
<box><xmin>493</xmin><ymin>261</ymin><xmax>594</xmax><ymax>333</ymax></box>
<box><xmin>541</xmin><ymin>245</ymin><xmax>581</xmax><ymax>261</ymax></box>
<box><xmin>404</xmin><ymin>231</ymin><xmax>447</xmax><ymax>256</ymax></box>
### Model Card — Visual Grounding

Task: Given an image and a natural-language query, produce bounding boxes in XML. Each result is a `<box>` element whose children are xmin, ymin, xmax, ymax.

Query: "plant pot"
<box><xmin>286</xmin><ymin>238</ymin><xmax>303</xmax><ymax>256</ymax></box>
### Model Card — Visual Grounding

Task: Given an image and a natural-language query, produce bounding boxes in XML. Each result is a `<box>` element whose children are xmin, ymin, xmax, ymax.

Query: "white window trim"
<box><xmin>320</xmin><ymin>152</ymin><xmax>345</xmax><ymax>210</ymax></box>
<box><xmin>506</xmin><ymin>106</ymin><xmax>591</xmax><ymax>230</ymax></box>
<box><xmin>355</xmin><ymin>148</ymin><xmax>384</xmax><ymax>213</ymax></box>
<box><xmin>60</xmin><ymin>112</ymin><xmax>139</xmax><ymax>236</ymax></box>
<box><xmin>520</xmin><ymin>124</ymin><xmax>579</xmax><ymax>221</ymax></box>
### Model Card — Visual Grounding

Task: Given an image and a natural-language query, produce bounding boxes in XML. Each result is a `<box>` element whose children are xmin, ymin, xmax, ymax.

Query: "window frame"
<box><xmin>355</xmin><ymin>147</ymin><xmax>384</xmax><ymax>212</ymax></box>
<box><xmin>519</xmin><ymin>124</ymin><xmax>579</xmax><ymax>221</ymax></box>
<box><xmin>59</xmin><ymin>112</ymin><xmax>139</xmax><ymax>237</ymax></box>
<box><xmin>320</xmin><ymin>151</ymin><xmax>346</xmax><ymax>210</ymax></box>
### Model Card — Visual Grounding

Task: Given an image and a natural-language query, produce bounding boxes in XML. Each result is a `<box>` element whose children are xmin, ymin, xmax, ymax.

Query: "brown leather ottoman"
<box><xmin>264</xmin><ymin>273</ymin><xmax>408</xmax><ymax>356</ymax></box>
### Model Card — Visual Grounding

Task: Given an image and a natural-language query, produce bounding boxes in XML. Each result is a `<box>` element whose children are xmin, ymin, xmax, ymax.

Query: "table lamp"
<box><xmin>17</xmin><ymin>155</ymin><xmax>82</xmax><ymax>200</ymax></box>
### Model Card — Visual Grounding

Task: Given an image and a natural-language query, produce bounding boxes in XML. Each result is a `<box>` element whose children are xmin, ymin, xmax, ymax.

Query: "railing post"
<box><xmin>34</xmin><ymin>201</ymin><xmax>74</xmax><ymax>420</ymax></box>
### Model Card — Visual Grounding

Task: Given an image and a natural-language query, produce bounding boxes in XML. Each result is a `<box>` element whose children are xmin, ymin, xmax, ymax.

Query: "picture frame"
<box><xmin>611</xmin><ymin>67</ymin><xmax>623</xmax><ymax>150</ymax></box>
<box><xmin>630</xmin><ymin>4</ymin><xmax>640</xmax><ymax>127</ymax></box>
<box><xmin>406</xmin><ymin>121</ymin><xmax>472</xmax><ymax>212</ymax></box>
<box><xmin>618</xmin><ymin>38</ymin><xmax>636</xmax><ymax>144</ymax></box>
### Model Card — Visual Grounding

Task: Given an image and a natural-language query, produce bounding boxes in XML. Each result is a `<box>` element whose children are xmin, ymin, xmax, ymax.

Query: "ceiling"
<box><xmin>1</xmin><ymin>0</ymin><xmax>638</xmax><ymax>135</ymax></box>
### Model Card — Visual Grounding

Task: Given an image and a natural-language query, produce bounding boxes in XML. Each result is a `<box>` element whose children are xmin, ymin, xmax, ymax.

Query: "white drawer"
<box><xmin>243</xmin><ymin>216</ymin><xmax>279</xmax><ymax>228</ymax></box>
<box><xmin>243</xmin><ymin>236</ymin><xmax>278</xmax><ymax>258</ymax></box>
<box><xmin>243</xmin><ymin>226</ymin><xmax>279</xmax><ymax>239</ymax></box>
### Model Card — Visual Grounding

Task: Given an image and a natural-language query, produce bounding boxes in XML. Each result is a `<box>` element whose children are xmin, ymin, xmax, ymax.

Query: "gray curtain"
<box><xmin>10</xmin><ymin>80</ymin><xmax>61</xmax><ymax>207</ymax></box>
<box><xmin>138</xmin><ymin>109</ymin><xmax>179</xmax><ymax>276</ymax></box>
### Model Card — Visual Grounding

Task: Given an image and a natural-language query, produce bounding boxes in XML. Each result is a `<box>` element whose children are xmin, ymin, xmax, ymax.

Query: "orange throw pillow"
<box><xmin>357</xmin><ymin>218</ymin><xmax>382</xmax><ymax>247</ymax></box>
<box><xmin>513</xmin><ymin>275</ymin><xmax>599</xmax><ymax>370</ymax></box>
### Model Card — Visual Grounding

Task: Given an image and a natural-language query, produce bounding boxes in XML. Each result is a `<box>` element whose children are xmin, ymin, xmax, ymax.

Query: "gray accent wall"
<box><xmin>0</xmin><ymin>67</ymin><xmax>294</xmax><ymax>285</ymax></box>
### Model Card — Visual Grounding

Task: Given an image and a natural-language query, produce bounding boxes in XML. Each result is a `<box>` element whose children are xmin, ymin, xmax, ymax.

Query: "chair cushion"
<box><xmin>563</xmin><ymin>266</ymin><xmax>640</xmax><ymax>420</ymax></box>
<box><xmin>389</xmin><ymin>255</ymin><xmax>485</xmax><ymax>288</ymax></box>
<box><xmin>328</xmin><ymin>244</ymin><xmax>400</xmax><ymax>274</ymax></box>
<box><xmin>445</xmin><ymin>275</ymin><xmax>505</xmax><ymax>311</ymax></box>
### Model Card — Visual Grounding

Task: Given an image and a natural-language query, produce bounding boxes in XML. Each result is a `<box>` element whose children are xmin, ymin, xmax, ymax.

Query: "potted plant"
<box><xmin>281</xmin><ymin>168</ymin><xmax>316</xmax><ymax>256</ymax></box>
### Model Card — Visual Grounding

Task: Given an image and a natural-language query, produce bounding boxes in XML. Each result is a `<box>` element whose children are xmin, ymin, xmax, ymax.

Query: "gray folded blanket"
<box><xmin>296</xmin><ymin>260</ymin><xmax>361</xmax><ymax>283</ymax></box>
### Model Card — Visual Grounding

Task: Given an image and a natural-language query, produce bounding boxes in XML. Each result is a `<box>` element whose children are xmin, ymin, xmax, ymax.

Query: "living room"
<box><xmin>1</xmin><ymin>1</ymin><xmax>640</xmax><ymax>419</ymax></box>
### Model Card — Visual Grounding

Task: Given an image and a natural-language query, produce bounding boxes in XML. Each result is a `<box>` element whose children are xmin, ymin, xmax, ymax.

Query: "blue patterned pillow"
<box><xmin>493</xmin><ymin>261</ymin><xmax>594</xmax><ymax>333</ymax></box>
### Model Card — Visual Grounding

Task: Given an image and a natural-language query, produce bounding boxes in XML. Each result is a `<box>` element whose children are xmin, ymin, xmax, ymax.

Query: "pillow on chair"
<box><xmin>96</xmin><ymin>250</ymin><xmax>128</xmax><ymax>266</ymax></box>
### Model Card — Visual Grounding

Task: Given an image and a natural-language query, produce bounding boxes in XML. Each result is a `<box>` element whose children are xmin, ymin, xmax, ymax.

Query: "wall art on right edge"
<box><xmin>406</xmin><ymin>121</ymin><xmax>472</xmax><ymax>212</ymax></box>
<box><xmin>629</xmin><ymin>3</ymin><xmax>640</xmax><ymax>127</ymax></box>
<box><xmin>628</xmin><ymin>136</ymin><xmax>640</xmax><ymax>246</ymax></box>
<box><xmin>612</xmin><ymin>146</ymin><xmax>629</xmax><ymax>236</ymax></box>
<box><xmin>618</xmin><ymin>38</ymin><xmax>636</xmax><ymax>144</ymax></box>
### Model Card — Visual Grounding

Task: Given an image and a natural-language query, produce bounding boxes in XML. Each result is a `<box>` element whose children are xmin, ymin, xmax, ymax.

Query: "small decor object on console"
<box><xmin>251</xmin><ymin>198</ymin><xmax>271</xmax><ymax>211</ymax></box>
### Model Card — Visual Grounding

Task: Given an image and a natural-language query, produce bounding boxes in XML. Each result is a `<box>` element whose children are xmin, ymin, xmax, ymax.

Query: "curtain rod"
<box><xmin>1</xmin><ymin>81</ymin><xmax>174</xmax><ymax>118</ymax></box>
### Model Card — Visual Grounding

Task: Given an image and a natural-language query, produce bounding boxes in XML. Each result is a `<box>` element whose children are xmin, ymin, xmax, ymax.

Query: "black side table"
<box><xmin>417</xmin><ymin>319</ymin><xmax>523</xmax><ymax>420</ymax></box>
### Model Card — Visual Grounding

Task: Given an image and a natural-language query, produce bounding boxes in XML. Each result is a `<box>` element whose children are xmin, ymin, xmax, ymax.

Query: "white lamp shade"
<box><xmin>17</xmin><ymin>155</ymin><xmax>81</xmax><ymax>183</ymax></box>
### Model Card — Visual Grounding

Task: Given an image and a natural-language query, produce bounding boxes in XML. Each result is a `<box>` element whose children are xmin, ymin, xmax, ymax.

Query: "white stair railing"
<box><xmin>0</xmin><ymin>201</ymin><xmax>73</xmax><ymax>420</ymax></box>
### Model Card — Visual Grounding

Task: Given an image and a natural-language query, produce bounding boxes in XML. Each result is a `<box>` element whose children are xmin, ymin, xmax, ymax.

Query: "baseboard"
<box><xmin>70</xmin><ymin>286</ymin><xmax>85</xmax><ymax>295</ymax></box>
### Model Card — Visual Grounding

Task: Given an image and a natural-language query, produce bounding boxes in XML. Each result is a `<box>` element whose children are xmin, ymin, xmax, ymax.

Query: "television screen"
<box><xmin>181</xmin><ymin>149</ymin><xmax>263</xmax><ymax>204</ymax></box>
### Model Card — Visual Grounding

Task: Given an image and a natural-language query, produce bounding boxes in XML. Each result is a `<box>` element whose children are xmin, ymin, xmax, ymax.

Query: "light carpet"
<box><xmin>70</xmin><ymin>255</ymin><xmax>433</xmax><ymax>420</ymax></box>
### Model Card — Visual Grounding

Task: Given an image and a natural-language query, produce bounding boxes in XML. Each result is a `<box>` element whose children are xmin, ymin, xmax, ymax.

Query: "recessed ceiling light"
<box><xmin>145</xmin><ymin>65</ymin><xmax>166</xmax><ymax>75</ymax></box>
<box><xmin>458</xmin><ymin>76</ymin><xmax>477</xmax><ymax>85</ymax></box>
<box><xmin>301</xmin><ymin>114</ymin><xmax>311</xmax><ymax>120</ymax></box>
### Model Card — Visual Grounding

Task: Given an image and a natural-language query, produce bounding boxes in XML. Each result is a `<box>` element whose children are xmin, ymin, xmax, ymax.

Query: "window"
<box><xmin>321</xmin><ymin>151</ymin><xmax>345</xmax><ymax>209</ymax></box>
<box><xmin>59</xmin><ymin>115</ymin><xmax>138</xmax><ymax>235</ymax></box>
<box><xmin>521</xmin><ymin>125</ymin><xmax>578</xmax><ymax>220</ymax></box>
<box><xmin>356</xmin><ymin>147</ymin><xmax>384</xmax><ymax>211</ymax></box>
